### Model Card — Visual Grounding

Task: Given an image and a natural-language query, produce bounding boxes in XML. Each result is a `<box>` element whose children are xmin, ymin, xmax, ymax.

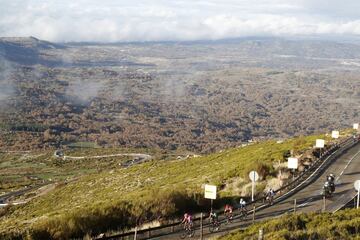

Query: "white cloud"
<box><xmin>0</xmin><ymin>0</ymin><xmax>360</xmax><ymax>42</ymax></box>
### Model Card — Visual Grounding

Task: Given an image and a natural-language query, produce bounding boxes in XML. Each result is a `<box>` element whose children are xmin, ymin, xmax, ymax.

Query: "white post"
<box><xmin>357</xmin><ymin>190</ymin><xmax>359</xmax><ymax>209</ymax></box>
<box><xmin>134</xmin><ymin>226</ymin><xmax>137</xmax><ymax>240</ymax></box>
<box><xmin>252</xmin><ymin>180</ymin><xmax>255</xmax><ymax>201</ymax></box>
<box><xmin>200</xmin><ymin>212</ymin><xmax>203</xmax><ymax>240</ymax></box>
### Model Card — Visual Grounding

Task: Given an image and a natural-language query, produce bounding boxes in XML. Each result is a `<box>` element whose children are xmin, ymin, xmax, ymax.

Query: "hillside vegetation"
<box><xmin>0</xmin><ymin>133</ymin><xmax>340</xmax><ymax>239</ymax></box>
<box><xmin>218</xmin><ymin>208</ymin><xmax>360</xmax><ymax>240</ymax></box>
<box><xmin>1</xmin><ymin>37</ymin><xmax>359</xmax><ymax>153</ymax></box>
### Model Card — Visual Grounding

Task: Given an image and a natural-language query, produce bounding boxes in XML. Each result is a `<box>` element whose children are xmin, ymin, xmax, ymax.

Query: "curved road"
<box><xmin>63</xmin><ymin>153</ymin><xmax>153</xmax><ymax>167</ymax></box>
<box><xmin>149</xmin><ymin>141</ymin><xmax>360</xmax><ymax>240</ymax></box>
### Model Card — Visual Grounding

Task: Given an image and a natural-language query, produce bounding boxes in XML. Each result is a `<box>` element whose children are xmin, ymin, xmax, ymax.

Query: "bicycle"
<box><xmin>238</xmin><ymin>207</ymin><xmax>247</xmax><ymax>220</ymax></box>
<box><xmin>224</xmin><ymin>211</ymin><xmax>233</xmax><ymax>224</ymax></box>
<box><xmin>180</xmin><ymin>222</ymin><xmax>195</xmax><ymax>239</ymax></box>
<box><xmin>266</xmin><ymin>194</ymin><xmax>274</xmax><ymax>205</ymax></box>
<box><xmin>209</xmin><ymin>219</ymin><xmax>221</xmax><ymax>233</ymax></box>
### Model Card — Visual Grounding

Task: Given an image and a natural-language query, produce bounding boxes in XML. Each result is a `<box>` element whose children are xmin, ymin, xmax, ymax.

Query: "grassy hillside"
<box><xmin>218</xmin><ymin>208</ymin><xmax>360</xmax><ymax>240</ymax></box>
<box><xmin>0</xmin><ymin>147</ymin><xmax>155</xmax><ymax>194</ymax></box>
<box><xmin>0</xmin><ymin>133</ymin><xmax>343</xmax><ymax>239</ymax></box>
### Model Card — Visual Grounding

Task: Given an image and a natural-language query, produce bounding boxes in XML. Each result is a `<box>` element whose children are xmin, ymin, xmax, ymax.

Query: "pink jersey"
<box><xmin>184</xmin><ymin>215</ymin><xmax>192</xmax><ymax>223</ymax></box>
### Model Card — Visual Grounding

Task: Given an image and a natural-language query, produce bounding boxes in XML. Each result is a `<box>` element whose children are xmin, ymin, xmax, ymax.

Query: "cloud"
<box><xmin>0</xmin><ymin>0</ymin><xmax>360</xmax><ymax>42</ymax></box>
<box><xmin>66</xmin><ymin>79</ymin><xmax>104</xmax><ymax>104</ymax></box>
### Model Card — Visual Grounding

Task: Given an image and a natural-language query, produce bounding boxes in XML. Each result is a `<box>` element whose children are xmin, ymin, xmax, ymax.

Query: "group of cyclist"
<box><xmin>182</xmin><ymin>189</ymin><xmax>276</xmax><ymax>233</ymax></box>
<box><xmin>183</xmin><ymin>197</ymin><xmax>249</xmax><ymax>231</ymax></box>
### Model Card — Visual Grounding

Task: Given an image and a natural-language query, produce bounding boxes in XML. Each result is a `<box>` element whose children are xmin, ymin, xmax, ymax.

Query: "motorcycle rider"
<box><xmin>326</xmin><ymin>174</ymin><xmax>336</xmax><ymax>192</ymax></box>
<box><xmin>323</xmin><ymin>181</ymin><xmax>332</xmax><ymax>197</ymax></box>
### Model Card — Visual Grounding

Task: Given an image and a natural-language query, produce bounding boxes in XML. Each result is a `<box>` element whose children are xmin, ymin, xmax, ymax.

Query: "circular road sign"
<box><xmin>249</xmin><ymin>171</ymin><xmax>259</xmax><ymax>182</ymax></box>
<box><xmin>354</xmin><ymin>180</ymin><xmax>360</xmax><ymax>191</ymax></box>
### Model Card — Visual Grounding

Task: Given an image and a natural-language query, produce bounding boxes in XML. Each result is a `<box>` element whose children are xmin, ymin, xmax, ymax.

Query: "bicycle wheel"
<box><xmin>240</xmin><ymin>210</ymin><xmax>247</xmax><ymax>220</ymax></box>
<box><xmin>180</xmin><ymin>230</ymin><xmax>187</xmax><ymax>239</ymax></box>
<box><xmin>209</xmin><ymin>224</ymin><xmax>215</xmax><ymax>233</ymax></box>
<box><xmin>188</xmin><ymin>228</ymin><xmax>195</xmax><ymax>237</ymax></box>
<box><xmin>209</xmin><ymin>223</ymin><xmax>220</xmax><ymax>233</ymax></box>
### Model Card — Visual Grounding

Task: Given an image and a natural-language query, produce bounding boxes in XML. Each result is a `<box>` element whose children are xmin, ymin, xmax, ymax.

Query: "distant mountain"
<box><xmin>0</xmin><ymin>37</ymin><xmax>65</xmax><ymax>66</ymax></box>
<box><xmin>72</xmin><ymin>37</ymin><xmax>360</xmax><ymax>59</ymax></box>
<box><xmin>2</xmin><ymin>37</ymin><xmax>360</xmax><ymax>67</ymax></box>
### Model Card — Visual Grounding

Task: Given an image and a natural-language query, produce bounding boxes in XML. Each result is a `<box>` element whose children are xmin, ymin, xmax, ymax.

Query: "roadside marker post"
<box><xmin>258</xmin><ymin>229</ymin><xmax>264</xmax><ymax>240</ymax></box>
<box><xmin>252</xmin><ymin>205</ymin><xmax>256</xmax><ymax>224</ymax></box>
<box><xmin>316</xmin><ymin>139</ymin><xmax>325</xmax><ymax>158</ymax></box>
<box><xmin>331</xmin><ymin>130</ymin><xmax>339</xmax><ymax>139</ymax></box>
<box><xmin>200</xmin><ymin>213</ymin><xmax>203</xmax><ymax>240</ymax></box>
<box><xmin>354</xmin><ymin>180</ymin><xmax>360</xmax><ymax>209</ymax></box>
<box><xmin>204</xmin><ymin>184</ymin><xmax>217</xmax><ymax>211</ymax></box>
<box><xmin>288</xmin><ymin>157</ymin><xmax>298</xmax><ymax>181</ymax></box>
<box><xmin>134</xmin><ymin>226</ymin><xmax>137</xmax><ymax>240</ymax></box>
<box><xmin>249</xmin><ymin>171</ymin><xmax>259</xmax><ymax>201</ymax></box>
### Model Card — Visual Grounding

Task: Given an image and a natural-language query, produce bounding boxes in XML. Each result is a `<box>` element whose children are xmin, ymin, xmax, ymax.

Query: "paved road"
<box><xmin>63</xmin><ymin>153</ymin><xmax>152</xmax><ymax>167</ymax></box>
<box><xmin>148</xmin><ymin>141</ymin><xmax>360</xmax><ymax>240</ymax></box>
<box><xmin>0</xmin><ymin>183</ymin><xmax>49</xmax><ymax>207</ymax></box>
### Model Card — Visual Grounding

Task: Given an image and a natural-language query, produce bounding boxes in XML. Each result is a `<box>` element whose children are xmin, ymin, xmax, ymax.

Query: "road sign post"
<box><xmin>204</xmin><ymin>184</ymin><xmax>217</xmax><ymax>211</ymax></box>
<box><xmin>200</xmin><ymin>212</ymin><xmax>203</xmax><ymax>240</ymax></box>
<box><xmin>258</xmin><ymin>229</ymin><xmax>264</xmax><ymax>240</ymax></box>
<box><xmin>331</xmin><ymin>131</ymin><xmax>339</xmax><ymax>139</ymax></box>
<box><xmin>134</xmin><ymin>226</ymin><xmax>137</xmax><ymax>240</ymax></box>
<box><xmin>316</xmin><ymin>139</ymin><xmax>325</xmax><ymax>157</ymax></box>
<box><xmin>252</xmin><ymin>205</ymin><xmax>256</xmax><ymax>224</ymax></box>
<box><xmin>288</xmin><ymin>157</ymin><xmax>298</xmax><ymax>181</ymax></box>
<box><xmin>249</xmin><ymin>171</ymin><xmax>259</xmax><ymax>201</ymax></box>
<box><xmin>354</xmin><ymin>180</ymin><xmax>360</xmax><ymax>209</ymax></box>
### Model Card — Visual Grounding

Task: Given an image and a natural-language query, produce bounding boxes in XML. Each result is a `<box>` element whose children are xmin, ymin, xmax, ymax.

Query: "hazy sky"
<box><xmin>1</xmin><ymin>0</ymin><xmax>360</xmax><ymax>42</ymax></box>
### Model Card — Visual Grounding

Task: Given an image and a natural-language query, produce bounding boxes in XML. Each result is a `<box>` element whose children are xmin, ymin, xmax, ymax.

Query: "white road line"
<box><xmin>297</xmin><ymin>197</ymin><xmax>314</xmax><ymax>208</ymax></box>
<box><xmin>335</xmin><ymin>149</ymin><xmax>360</xmax><ymax>182</ymax></box>
<box><xmin>284</xmin><ymin>144</ymin><xmax>360</xmax><ymax>214</ymax></box>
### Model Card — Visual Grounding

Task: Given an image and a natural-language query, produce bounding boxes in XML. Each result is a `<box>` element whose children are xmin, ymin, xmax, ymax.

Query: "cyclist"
<box><xmin>266</xmin><ymin>188</ymin><xmax>275</xmax><ymax>205</ymax></box>
<box><xmin>181</xmin><ymin>213</ymin><xmax>193</xmax><ymax>230</ymax></box>
<box><xmin>239</xmin><ymin>198</ymin><xmax>246</xmax><ymax>210</ymax></box>
<box><xmin>209</xmin><ymin>211</ymin><xmax>218</xmax><ymax>224</ymax></box>
<box><xmin>224</xmin><ymin>204</ymin><xmax>233</xmax><ymax>222</ymax></box>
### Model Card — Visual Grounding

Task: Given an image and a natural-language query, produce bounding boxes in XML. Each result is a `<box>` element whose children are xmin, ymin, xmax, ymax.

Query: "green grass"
<box><xmin>217</xmin><ymin>209</ymin><xmax>360</xmax><ymax>240</ymax></box>
<box><xmin>0</xmin><ymin>133</ymin><xmax>340</xmax><ymax>239</ymax></box>
<box><xmin>0</xmin><ymin>147</ymin><xmax>150</xmax><ymax>193</ymax></box>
